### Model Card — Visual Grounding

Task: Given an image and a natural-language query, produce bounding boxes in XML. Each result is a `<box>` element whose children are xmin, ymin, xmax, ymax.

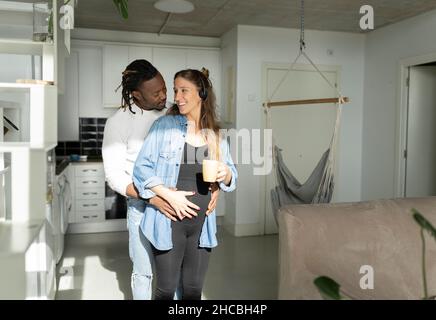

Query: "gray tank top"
<box><xmin>176</xmin><ymin>143</ymin><xmax>211</xmax><ymax>220</ymax></box>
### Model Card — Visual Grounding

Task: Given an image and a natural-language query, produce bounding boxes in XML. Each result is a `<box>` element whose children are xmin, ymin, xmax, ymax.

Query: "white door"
<box><xmin>264</xmin><ymin>65</ymin><xmax>339</xmax><ymax>234</ymax></box>
<box><xmin>405</xmin><ymin>66</ymin><xmax>436</xmax><ymax>197</ymax></box>
<box><xmin>128</xmin><ymin>46</ymin><xmax>152</xmax><ymax>64</ymax></box>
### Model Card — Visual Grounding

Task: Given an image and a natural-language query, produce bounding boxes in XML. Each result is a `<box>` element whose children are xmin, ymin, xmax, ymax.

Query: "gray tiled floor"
<box><xmin>55</xmin><ymin>228</ymin><xmax>278</xmax><ymax>300</ymax></box>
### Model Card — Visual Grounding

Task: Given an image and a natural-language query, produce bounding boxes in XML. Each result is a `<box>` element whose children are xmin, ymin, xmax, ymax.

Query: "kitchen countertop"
<box><xmin>55</xmin><ymin>158</ymin><xmax>69</xmax><ymax>175</ymax></box>
<box><xmin>56</xmin><ymin>156</ymin><xmax>103</xmax><ymax>175</ymax></box>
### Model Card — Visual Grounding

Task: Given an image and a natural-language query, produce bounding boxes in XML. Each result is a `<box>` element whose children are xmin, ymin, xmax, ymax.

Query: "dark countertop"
<box><xmin>56</xmin><ymin>156</ymin><xmax>103</xmax><ymax>175</ymax></box>
<box><xmin>55</xmin><ymin>158</ymin><xmax>69</xmax><ymax>175</ymax></box>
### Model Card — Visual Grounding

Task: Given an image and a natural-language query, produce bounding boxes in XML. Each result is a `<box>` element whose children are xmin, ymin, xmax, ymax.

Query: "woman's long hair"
<box><xmin>167</xmin><ymin>68</ymin><xmax>222</xmax><ymax>160</ymax></box>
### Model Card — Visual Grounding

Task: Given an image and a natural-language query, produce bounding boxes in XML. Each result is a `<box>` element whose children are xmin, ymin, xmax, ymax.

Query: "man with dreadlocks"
<box><xmin>102</xmin><ymin>60</ymin><xmax>219</xmax><ymax>300</ymax></box>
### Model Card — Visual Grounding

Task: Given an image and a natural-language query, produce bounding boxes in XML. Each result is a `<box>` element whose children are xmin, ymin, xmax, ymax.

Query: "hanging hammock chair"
<box><xmin>266</xmin><ymin>0</ymin><xmax>349</xmax><ymax>223</ymax></box>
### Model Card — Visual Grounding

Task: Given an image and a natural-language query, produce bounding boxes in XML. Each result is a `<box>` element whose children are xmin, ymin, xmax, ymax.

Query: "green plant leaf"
<box><xmin>412</xmin><ymin>209</ymin><xmax>436</xmax><ymax>240</ymax></box>
<box><xmin>48</xmin><ymin>11</ymin><xmax>53</xmax><ymax>36</ymax></box>
<box><xmin>113</xmin><ymin>0</ymin><xmax>129</xmax><ymax>19</ymax></box>
<box><xmin>314</xmin><ymin>276</ymin><xmax>342</xmax><ymax>300</ymax></box>
<box><xmin>120</xmin><ymin>0</ymin><xmax>129</xmax><ymax>19</ymax></box>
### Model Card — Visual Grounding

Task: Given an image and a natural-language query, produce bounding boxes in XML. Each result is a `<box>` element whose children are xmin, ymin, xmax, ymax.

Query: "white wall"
<box><xmin>362</xmin><ymin>9</ymin><xmax>436</xmax><ymax>201</ymax></box>
<box><xmin>232</xmin><ymin>25</ymin><xmax>365</xmax><ymax>236</ymax></box>
<box><xmin>220</xmin><ymin>27</ymin><xmax>238</xmax><ymax>233</ymax></box>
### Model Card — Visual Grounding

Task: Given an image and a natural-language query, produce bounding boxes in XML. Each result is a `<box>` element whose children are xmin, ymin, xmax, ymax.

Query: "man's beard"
<box><xmin>155</xmin><ymin>101</ymin><xmax>166</xmax><ymax>110</ymax></box>
<box><xmin>136</xmin><ymin>96</ymin><xmax>166</xmax><ymax>111</ymax></box>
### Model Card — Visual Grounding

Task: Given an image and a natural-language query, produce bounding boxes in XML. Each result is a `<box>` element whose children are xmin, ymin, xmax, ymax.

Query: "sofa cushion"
<box><xmin>277</xmin><ymin>197</ymin><xmax>436</xmax><ymax>299</ymax></box>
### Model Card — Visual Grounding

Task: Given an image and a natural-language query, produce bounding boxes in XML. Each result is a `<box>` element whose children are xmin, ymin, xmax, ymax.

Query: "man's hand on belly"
<box><xmin>150</xmin><ymin>195</ymin><xmax>178</xmax><ymax>222</ymax></box>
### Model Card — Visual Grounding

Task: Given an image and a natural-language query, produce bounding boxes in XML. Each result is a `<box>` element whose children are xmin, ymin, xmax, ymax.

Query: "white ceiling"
<box><xmin>15</xmin><ymin>0</ymin><xmax>436</xmax><ymax>37</ymax></box>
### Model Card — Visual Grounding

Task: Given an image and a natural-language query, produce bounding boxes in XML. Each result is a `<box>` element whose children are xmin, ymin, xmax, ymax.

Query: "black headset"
<box><xmin>198</xmin><ymin>73</ymin><xmax>208</xmax><ymax>101</ymax></box>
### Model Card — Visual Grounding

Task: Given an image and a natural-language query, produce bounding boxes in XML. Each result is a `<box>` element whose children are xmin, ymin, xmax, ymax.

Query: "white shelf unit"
<box><xmin>0</xmin><ymin>39</ymin><xmax>55</xmax><ymax>83</ymax></box>
<box><xmin>0</xmin><ymin>38</ymin><xmax>53</xmax><ymax>56</ymax></box>
<box><xmin>0</xmin><ymin>83</ymin><xmax>57</xmax><ymax>147</ymax></box>
<box><xmin>0</xmin><ymin>146</ymin><xmax>54</xmax><ymax>223</ymax></box>
<box><xmin>0</xmin><ymin>0</ymin><xmax>61</xmax><ymax>300</ymax></box>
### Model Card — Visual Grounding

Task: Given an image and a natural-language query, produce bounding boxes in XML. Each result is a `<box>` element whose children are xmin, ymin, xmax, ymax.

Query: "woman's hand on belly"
<box><xmin>151</xmin><ymin>185</ymin><xmax>200</xmax><ymax>220</ymax></box>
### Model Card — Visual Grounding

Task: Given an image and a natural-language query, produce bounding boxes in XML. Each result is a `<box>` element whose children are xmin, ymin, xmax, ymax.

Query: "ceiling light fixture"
<box><xmin>154</xmin><ymin>0</ymin><xmax>194</xmax><ymax>14</ymax></box>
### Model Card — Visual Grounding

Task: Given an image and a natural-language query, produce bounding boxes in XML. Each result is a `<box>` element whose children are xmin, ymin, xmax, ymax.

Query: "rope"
<box><xmin>266</xmin><ymin>51</ymin><xmax>302</xmax><ymax>103</ymax></box>
<box><xmin>300</xmin><ymin>0</ymin><xmax>306</xmax><ymax>52</ymax></box>
<box><xmin>266</xmin><ymin>0</ymin><xmax>342</xmax><ymax>102</ymax></box>
<box><xmin>302</xmin><ymin>52</ymin><xmax>342</xmax><ymax>98</ymax></box>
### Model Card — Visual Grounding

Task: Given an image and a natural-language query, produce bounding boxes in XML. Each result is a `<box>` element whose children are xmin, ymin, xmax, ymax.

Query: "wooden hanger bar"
<box><xmin>265</xmin><ymin>97</ymin><xmax>349</xmax><ymax>108</ymax></box>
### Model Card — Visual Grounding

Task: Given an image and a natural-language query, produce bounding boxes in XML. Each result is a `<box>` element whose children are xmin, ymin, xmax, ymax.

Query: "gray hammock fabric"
<box><xmin>270</xmin><ymin>146</ymin><xmax>334</xmax><ymax>224</ymax></box>
<box><xmin>266</xmin><ymin>51</ymin><xmax>344</xmax><ymax>226</ymax></box>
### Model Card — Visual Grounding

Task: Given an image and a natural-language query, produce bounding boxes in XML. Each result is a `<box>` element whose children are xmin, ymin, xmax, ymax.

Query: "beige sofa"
<box><xmin>277</xmin><ymin>197</ymin><xmax>436</xmax><ymax>299</ymax></box>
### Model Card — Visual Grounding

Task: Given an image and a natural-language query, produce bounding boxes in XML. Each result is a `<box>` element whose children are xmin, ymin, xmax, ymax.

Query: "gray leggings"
<box><xmin>152</xmin><ymin>217</ymin><xmax>211</xmax><ymax>300</ymax></box>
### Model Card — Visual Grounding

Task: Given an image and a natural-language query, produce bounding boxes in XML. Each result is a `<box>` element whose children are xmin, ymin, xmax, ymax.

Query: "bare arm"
<box><xmin>206</xmin><ymin>183</ymin><xmax>220</xmax><ymax>216</ymax></box>
<box><xmin>125</xmin><ymin>183</ymin><xmax>140</xmax><ymax>198</ymax></box>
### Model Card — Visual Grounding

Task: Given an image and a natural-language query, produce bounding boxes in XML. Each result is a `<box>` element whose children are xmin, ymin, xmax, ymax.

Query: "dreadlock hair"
<box><xmin>167</xmin><ymin>68</ymin><xmax>222</xmax><ymax>160</ymax></box>
<box><xmin>119</xmin><ymin>59</ymin><xmax>158</xmax><ymax>114</ymax></box>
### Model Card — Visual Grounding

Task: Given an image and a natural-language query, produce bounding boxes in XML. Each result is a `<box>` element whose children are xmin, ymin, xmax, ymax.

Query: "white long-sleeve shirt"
<box><xmin>102</xmin><ymin>103</ymin><xmax>169</xmax><ymax>197</ymax></box>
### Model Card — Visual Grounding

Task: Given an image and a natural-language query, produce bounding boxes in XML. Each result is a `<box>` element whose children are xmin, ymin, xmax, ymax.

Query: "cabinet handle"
<box><xmin>83</xmin><ymin>204</ymin><xmax>98</xmax><ymax>207</ymax></box>
<box><xmin>82</xmin><ymin>169</ymin><xmax>98</xmax><ymax>173</ymax></box>
<box><xmin>83</xmin><ymin>192</ymin><xmax>98</xmax><ymax>195</ymax></box>
<box><xmin>83</xmin><ymin>180</ymin><xmax>98</xmax><ymax>184</ymax></box>
<box><xmin>83</xmin><ymin>215</ymin><xmax>98</xmax><ymax>219</ymax></box>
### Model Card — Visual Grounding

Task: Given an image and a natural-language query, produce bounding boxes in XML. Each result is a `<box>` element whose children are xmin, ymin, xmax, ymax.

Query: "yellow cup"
<box><xmin>202</xmin><ymin>160</ymin><xmax>219</xmax><ymax>182</ymax></box>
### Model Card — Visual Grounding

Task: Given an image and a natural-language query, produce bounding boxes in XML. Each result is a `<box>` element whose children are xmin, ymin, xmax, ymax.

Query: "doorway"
<box><xmin>399</xmin><ymin>63</ymin><xmax>436</xmax><ymax>197</ymax></box>
<box><xmin>261</xmin><ymin>63</ymin><xmax>340</xmax><ymax>234</ymax></box>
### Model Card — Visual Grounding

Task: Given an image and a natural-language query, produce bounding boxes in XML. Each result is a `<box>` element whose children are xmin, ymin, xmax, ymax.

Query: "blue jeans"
<box><xmin>127</xmin><ymin>198</ymin><xmax>154</xmax><ymax>300</ymax></box>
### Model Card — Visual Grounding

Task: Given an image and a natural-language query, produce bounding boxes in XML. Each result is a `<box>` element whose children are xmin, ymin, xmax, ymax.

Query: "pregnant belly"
<box><xmin>176</xmin><ymin>175</ymin><xmax>210</xmax><ymax>215</ymax></box>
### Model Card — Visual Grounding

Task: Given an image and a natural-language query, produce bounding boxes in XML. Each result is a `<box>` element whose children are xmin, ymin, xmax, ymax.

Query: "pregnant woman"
<box><xmin>133</xmin><ymin>68</ymin><xmax>238</xmax><ymax>300</ymax></box>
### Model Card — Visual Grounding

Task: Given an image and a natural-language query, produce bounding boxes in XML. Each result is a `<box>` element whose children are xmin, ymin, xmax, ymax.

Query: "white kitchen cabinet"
<box><xmin>103</xmin><ymin>45</ymin><xmax>153</xmax><ymax>108</ymax></box>
<box><xmin>103</xmin><ymin>44</ymin><xmax>129</xmax><ymax>108</ymax></box>
<box><xmin>58</xmin><ymin>44</ymin><xmax>115</xmax><ymax>132</ymax></box>
<box><xmin>152</xmin><ymin>47</ymin><xmax>187</xmax><ymax>103</ymax></box>
<box><xmin>186</xmin><ymin>48</ymin><xmax>222</xmax><ymax>108</ymax></box>
<box><xmin>77</xmin><ymin>46</ymin><xmax>107</xmax><ymax>118</ymax></box>
<box><xmin>58</xmin><ymin>50</ymin><xmax>79</xmax><ymax>141</ymax></box>
<box><xmin>128</xmin><ymin>45</ymin><xmax>153</xmax><ymax>64</ymax></box>
<box><xmin>70</xmin><ymin>162</ymin><xmax>105</xmax><ymax>224</ymax></box>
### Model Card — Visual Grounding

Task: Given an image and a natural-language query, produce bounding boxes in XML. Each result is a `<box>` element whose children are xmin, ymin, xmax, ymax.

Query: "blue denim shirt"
<box><xmin>133</xmin><ymin>115</ymin><xmax>238</xmax><ymax>250</ymax></box>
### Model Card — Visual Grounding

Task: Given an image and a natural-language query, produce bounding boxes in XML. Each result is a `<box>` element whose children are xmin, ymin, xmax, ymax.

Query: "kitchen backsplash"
<box><xmin>56</xmin><ymin>118</ymin><xmax>106</xmax><ymax>158</ymax></box>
